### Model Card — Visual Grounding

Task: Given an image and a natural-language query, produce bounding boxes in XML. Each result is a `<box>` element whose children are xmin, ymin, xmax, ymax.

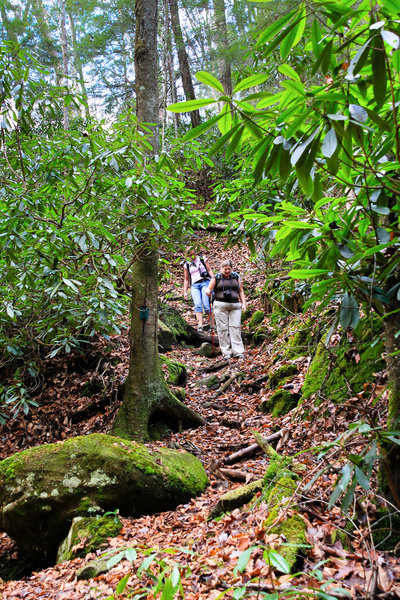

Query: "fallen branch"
<box><xmin>219</xmin><ymin>468</ymin><xmax>249</xmax><ymax>482</ymax></box>
<box><xmin>214</xmin><ymin>371</ymin><xmax>244</xmax><ymax>397</ymax></box>
<box><xmin>224</xmin><ymin>431</ymin><xmax>282</xmax><ymax>465</ymax></box>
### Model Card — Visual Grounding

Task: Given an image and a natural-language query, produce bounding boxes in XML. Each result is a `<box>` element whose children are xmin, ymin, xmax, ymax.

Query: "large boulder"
<box><xmin>0</xmin><ymin>433</ymin><xmax>208</xmax><ymax>562</ymax></box>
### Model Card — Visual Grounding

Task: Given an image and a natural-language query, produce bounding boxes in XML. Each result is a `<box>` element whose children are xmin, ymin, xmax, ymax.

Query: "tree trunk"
<box><xmin>67</xmin><ymin>9</ymin><xmax>90</xmax><ymax>119</ymax></box>
<box><xmin>31</xmin><ymin>0</ymin><xmax>63</xmax><ymax>86</ymax></box>
<box><xmin>212</xmin><ymin>0</ymin><xmax>232</xmax><ymax>96</ymax></box>
<box><xmin>168</xmin><ymin>0</ymin><xmax>201</xmax><ymax>128</ymax></box>
<box><xmin>59</xmin><ymin>0</ymin><xmax>69</xmax><ymax>130</ymax></box>
<box><xmin>382</xmin><ymin>294</ymin><xmax>400</xmax><ymax>506</ymax></box>
<box><xmin>111</xmin><ymin>0</ymin><xmax>204</xmax><ymax>441</ymax></box>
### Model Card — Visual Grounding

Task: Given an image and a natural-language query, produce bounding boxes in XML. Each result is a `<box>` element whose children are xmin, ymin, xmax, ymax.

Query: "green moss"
<box><xmin>262</xmin><ymin>475</ymin><xmax>306</xmax><ymax>571</ymax></box>
<box><xmin>160</xmin><ymin>356</ymin><xmax>187</xmax><ymax>387</ymax></box>
<box><xmin>249</xmin><ymin>310</ymin><xmax>265</xmax><ymax>329</ymax></box>
<box><xmin>57</xmin><ymin>515</ymin><xmax>122</xmax><ymax>563</ymax></box>
<box><xmin>282</xmin><ymin>318</ymin><xmax>315</xmax><ymax>360</ymax></box>
<box><xmin>269</xmin><ymin>364</ymin><xmax>298</xmax><ymax>389</ymax></box>
<box><xmin>264</xmin><ymin>459</ymin><xmax>294</xmax><ymax>487</ymax></box>
<box><xmin>259</xmin><ymin>389</ymin><xmax>299</xmax><ymax>417</ymax></box>
<box><xmin>302</xmin><ymin>315</ymin><xmax>385</xmax><ymax>402</ymax></box>
<box><xmin>330</xmin><ymin>528</ymin><xmax>352</xmax><ymax>551</ymax></box>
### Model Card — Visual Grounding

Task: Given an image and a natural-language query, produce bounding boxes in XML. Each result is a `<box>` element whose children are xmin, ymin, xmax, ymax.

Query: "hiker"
<box><xmin>183</xmin><ymin>246</ymin><xmax>215</xmax><ymax>332</ymax></box>
<box><xmin>205</xmin><ymin>259</ymin><xmax>246</xmax><ymax>360</ymax></box>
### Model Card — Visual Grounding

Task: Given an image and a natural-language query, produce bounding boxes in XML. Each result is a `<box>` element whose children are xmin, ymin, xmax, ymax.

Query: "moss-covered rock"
<box><xmin>249</xmin><ymin>310</ymin><xmax>265</xmax><ymax>330</ymax></box>
<box><xmin>196</xmin><ymin>342</ymin><xmax>217</xmax><ymax>358</ymax></box>
<box><xmin>259</xmin><ymin>389</ymin><xmax>300</xmax><ymax>417</ymax></box>
<box><xmin>269</xmin><ymin>363</ymin><xmax>298</xmax><ymax>389</ymax></box>
<box><xmin>194</xmin><ymin>374</ymin><xmax>220</xmax><ymax>389</ymax></box>
<box><xmin>301</xmin><ymin>315</ymin><xmax>385</xmax><ymax>401</ymax></box>
<box><xmin>57</xmin><ymin>515</ymin><xmax>122</xmax><ymax>563</ymax></box>
<box><xmin>160</xmin><ymin>356</ymin><xmax>187</xmax><ymax>387</ymax></box>
<box><xmin>76</xmin><ymin>556</ymin><xmax>110</xmax><ymax>580</ymax></box>
<box><xmin>0</xmin><ymin>433</ymin><xmax>208</xmax><ymax>562</ymax></box>
<box><xmin>282</xmin><ymin>318</ymin><xmax>316</xmax><ymax>360</ymax></box>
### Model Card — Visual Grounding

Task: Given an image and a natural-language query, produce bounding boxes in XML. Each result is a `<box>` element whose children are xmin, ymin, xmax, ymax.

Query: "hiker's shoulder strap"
<box><xmin>216</xmin><ymin>271</ymin><xmax>239</xmax><ymax>282</ymax></box>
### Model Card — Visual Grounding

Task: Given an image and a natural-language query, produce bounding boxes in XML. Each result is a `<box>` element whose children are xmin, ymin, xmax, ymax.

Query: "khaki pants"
<box><xmin>213</xmin><ymin>301</ymin><xmax>244</xmax><ymax>358</ymax></box>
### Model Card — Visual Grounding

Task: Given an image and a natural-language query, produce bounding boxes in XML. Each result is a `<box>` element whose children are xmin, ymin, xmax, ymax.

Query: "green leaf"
<box><xmin>372</xmin><ymin>34</ymin><xmax>387</xmax><ymax>107</ymax></box>
<box><xmin>106</xmin><ymin>551</ymin><xmax>126</xmax><ymax>569</ymax></box>
<box><xmin>321</xmin><ymin>128</ymin><xmax>337</xmax><ymax>158</ymax></box>
<box><xmin>365</xmin><ymin>108</ymin><xmax>391</xmax><ymax>132</ymax></box>
<box><xmin>281</xmin><ymin>79</ymin><xmax>306</xmax><ymax>97</ymax></box>
<box><xmin>381</xmin><ymin>0</ymin><xmax>400</xmax><ymax>11</ymax></box>
<box><xmin>167</xmin><ymin>98</ymin><xmax>217</xmax><ymax>113</ymax></box>
<box><xmin>381</xmin><ymin>30</ymin><xmax>400</xmax><ymax>49</ymax></box>
<box><xmin>125</xmin><ymin>547</ymin><xmax>137</xmax><ymax>562</ymax></box>
<box><xmin>195</xmin><ymin>71</ymin><xmax>225</xmax><ymax>93</ymax></box>
<box><xmin>312</xmin><ymin>19</ymin><xmax>322</xmax><ymax>57</ymax></box>
<box><xmin>234</xmin><ymin>547</ymin><xmax>256</xmax><ymax>574</ymax></box>
<box><xmin>226</xmin><ymin>126</ymin><xmax>245</xmax><ymax>159</ymax></box>
<box><xmin>208</xmin><ymin>124</ymin><xmax>241</xmax><ymax>156</ymax></box>
<box><xmin>116</xmin><ymin>573</ymin><xmax>130</xmax><ymax>594</ymax></box>
<box><xmin>256</xmin><ymin>9</ymin><xmax>297</xmax><ymax>47</ymax></box>
<box><xmin>348</xmin><ymin>38</ymin><xmax>371</xmax><ymax>76</ymax></box>
<box><xmin>312</xmin><ymin>39</ymin><xmax>333</xmax><ymax>76</ymax></box>
<box><xmin>218</xmin><ymin>103</ymin><xmax>232</xmax><ymax>135</ymax></box>
<box><xmin>289</xmin><ymin>269</ymin><xmax>329</xmax><ymax>279</ymax></box>
<box><xmin>183</xmin><ymin>113</ymin><xmax>224</xmax><ymax>141</ymax></box>
<box><xmin>340</xmin><ymin>292</ymin><xmax>359</xmax><ymax>329</ymax></box>
<box><xmin>290</xmin><ymin>128</ymin><xmax>320</xmax><ymax>166</ymax></box>
<box><xmin>278</xmin><ymin>64</ymin><xmax>301</xmax><ymax>81</ymax></box>
<box><xmin>233</xmin><ymin>74</ymin><xmax>269</xmax><ymax>93</ymax></box>
<box><xmin>265</xmin><ymin>549</ymin><xmax>291</xmax><ymax>574</ymax></box>
<box><xmin>355</xmin><ymin>467</ymin><xmax>370</xmax><ymax>491</ymax></box>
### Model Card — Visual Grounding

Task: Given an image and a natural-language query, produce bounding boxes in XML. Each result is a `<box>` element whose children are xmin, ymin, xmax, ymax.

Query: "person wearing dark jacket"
<box><xmin>205</xmin><ymin>259</ymin><xmax>246</xmax><ymax>360</ymax></box>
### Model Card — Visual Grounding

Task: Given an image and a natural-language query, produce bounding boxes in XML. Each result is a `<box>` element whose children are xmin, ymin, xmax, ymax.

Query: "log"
<box><xmin>224</xmin><ymin>431</ymin><xmax>282</xmax><ymax>464</ymax></box>
<box><xmin>219</xmin><ymin>468</ymin><xmax>249</xmax><ymax>482</ymax></box>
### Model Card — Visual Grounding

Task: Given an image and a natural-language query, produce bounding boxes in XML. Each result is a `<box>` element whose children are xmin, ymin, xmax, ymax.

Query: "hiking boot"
<box><xmin>197</xmin><ymin>326</ymin><xmax>204</xmax><ymax>333</ymax></box>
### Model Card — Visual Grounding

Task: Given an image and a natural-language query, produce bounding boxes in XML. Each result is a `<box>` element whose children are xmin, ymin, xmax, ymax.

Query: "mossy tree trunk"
<box><xmin>112</xmin><ymin>248</ymin><xmax>204</xmax><ymax>441</ymax></box>
<box><xmin>383</xmin><ymin>294</ymin><xmax>400</xmax><ymax>507</ymax></box>
<box><xmin>111</xmin><ymin>0</ymin><xmax>204</xmax><ymax>441</ymax></box>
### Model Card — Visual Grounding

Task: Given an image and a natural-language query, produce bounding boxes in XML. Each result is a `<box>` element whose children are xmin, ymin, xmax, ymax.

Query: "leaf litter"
<box><xmin>0</xmin><ymin>234</ymin><xmax>399</xmax><ymax>599</ymax></box>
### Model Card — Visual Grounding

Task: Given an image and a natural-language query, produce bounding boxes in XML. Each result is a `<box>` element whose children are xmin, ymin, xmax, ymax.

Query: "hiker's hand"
<box><xmin>205</xmin><ymin>288</ymin><xmax>211</xmax><ymax>297</ymax></box>
<box><xmin>183</xmin><ymin>291</ymin><xmax>187</xmax><ymax>300</ymax></box>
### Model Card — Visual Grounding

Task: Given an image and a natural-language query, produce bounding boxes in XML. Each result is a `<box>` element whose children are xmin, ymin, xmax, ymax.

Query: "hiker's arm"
<box><xmin>205</xmin><ymin>277</ymin><xmax>216</xmax><ymax>296</ymax></box>
<box><xmin>183</xmin><ymin>268</ymin><xmax>190</xmax><ymax>298</ymax></box>
<box><xmin>239</xmin><ymin>280</ymin><xmax>247</xmax><ymax>311</ymax></box>
<box><xmin>205</xmin><ymin>260</ymin><xmax>214</xmax><ymax>278</ymax></box>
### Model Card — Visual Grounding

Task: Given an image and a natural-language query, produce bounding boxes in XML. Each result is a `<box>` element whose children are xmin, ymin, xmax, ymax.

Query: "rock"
<box><xmin>259</xmin><ymin>389</ymin><xmax>300</xmax><ymax>417</ymax></box>
<box><xmin>76</xmin><ymin>557</ymin><xmax>110</xmax><ymax>580</ymax></box>
<box><xmin>0</xmin><ymin>433</ymin><xmax>208</xmax><ymax>562</ymax></box>
<box><xmin>57</xmin><ymin>515</ymin><xmax>122</xmax><ymax>563</ymax></box>
<box><xmin>160</xmin><ymin>356</ymin><xmax>187</xmax><ymax>387</ymax></box>
<box><xmin>194</xmin><ymin>374</ymin><xmax>220</xmax><ymax>389</ymax></box>
<box><xmin>248</xmin><ymin>310</ymin><xmax>265</xmax><ymax>329</ymax></box>
<box><xmin>196</xmin><ymin>342</ymin><xmax>216</xmax><ymax>358</ymax></box>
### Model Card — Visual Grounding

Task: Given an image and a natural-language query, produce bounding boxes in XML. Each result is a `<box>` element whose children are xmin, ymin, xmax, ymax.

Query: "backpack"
<box><xmin>185</xmin><ymin>256</ymin><xmax>211</xmax><ymax>284</ymax></box>
<box><xmin>215</xmin><ymin>272</ymin><xmax>239</xmax><ymax>284</ymax></box>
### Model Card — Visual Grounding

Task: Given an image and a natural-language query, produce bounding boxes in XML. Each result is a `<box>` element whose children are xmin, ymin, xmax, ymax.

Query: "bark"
<box><xmin>67</xmin><ymin>9</ymin><xmax>90</xmax><ymax>119</ymax></box>
<box><xmin>383</xmin><ymin>296</ymin><xmax>400</xmax><ymax>506</ymax></box>
<box><xmin>31</xmin><ymin>0</ymin><xmax>62</xmax><ymax>85</ymax></box>
<box><xmin>212</xmin><ymin>0</ymin><xmax>232</xmax><ymax>96</ymax></box>
<box><xmin>59</xmin><ymin>0</ymin><xmax>69</xmax><ymax>130</ymax></box>
<box><xmin>168</xmin><ymin>0</ymin><xmax>201</xmax><ymax>128</ymax></box>
<box><xmin>111</xmin><ymin>246</ymin><xmax>204</xmax><ymax>441</ymax></box>
<box><xmin>112</xmin><ymin>0</ymin><xmax>204</xmax><ymax>441</ymax></box>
